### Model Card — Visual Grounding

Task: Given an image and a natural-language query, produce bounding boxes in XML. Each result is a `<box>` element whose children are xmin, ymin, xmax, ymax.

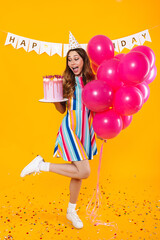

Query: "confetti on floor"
<box><xmin>0</xmin><ymin>174</ymin><xmax>160</xmax><ymax>240</ymax></box>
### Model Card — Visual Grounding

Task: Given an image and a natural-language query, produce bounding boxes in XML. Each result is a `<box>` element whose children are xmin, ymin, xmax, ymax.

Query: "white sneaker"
<box><xmin>66</xmin><ymin>209</ymin><xmax>83</xmax><ymax>229</ymax></box>
<box><xmin>20</xmin><ymin>155</ymin><xmax>44</xmax><ymax>177</ymax></box>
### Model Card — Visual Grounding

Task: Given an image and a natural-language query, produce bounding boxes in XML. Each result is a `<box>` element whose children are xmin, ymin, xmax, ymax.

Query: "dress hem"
<box><xmin>53</xmin><ymin>151</ymin><xmax>98</xmax><ymax>162</ymax></box>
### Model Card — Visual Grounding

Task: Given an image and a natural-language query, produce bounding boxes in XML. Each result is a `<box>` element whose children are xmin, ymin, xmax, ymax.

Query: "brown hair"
<box><xmin>62</xmin><ymin>48</ymin><xmax>95</xmax><ymax>98</ymax></box>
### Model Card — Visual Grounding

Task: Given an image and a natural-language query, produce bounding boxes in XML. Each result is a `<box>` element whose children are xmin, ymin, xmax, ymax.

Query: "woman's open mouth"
<box><xmin>72</xmin><ymin>66</ymin><xmax>79</xmax><ymax>73</ymax></box>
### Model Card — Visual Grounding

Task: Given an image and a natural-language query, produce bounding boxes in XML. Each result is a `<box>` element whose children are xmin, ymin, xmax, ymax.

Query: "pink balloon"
<box><xmin>91</xmin><ymin>62</ymin><xmax>99</xmax><ymax>74</ymax></box>
<box><xmin>135</xmin><ymin>82</ymin><xmax>150</xmax><ymax>103</ymax></box>
<box><xmin>131</xmin><ymin>46</ymin><xmax>156</xmax><ymax>68</ymax></box>
<box><xmin>97</xmin><ymin>58</ymin><xmax>123</xmax><ymax>91</ymax></box>
<box><xmin>121</xmin><ymin>115</ymin><xmax>133</xmax><ymax>130</ymax></box>
<box><xmin>118</xmin><ymin>51</ymin><xmax>150</xmax><ymax>85</ymax></box>
<box><xmin>87</xmin><ymin>35</ymin><xmax>114</xmax><ymax>65</ymax></box>
<box><xmin>114</xmin><ymin>53</ymin><xmax>125</xmax><ymax>61</ymax></box>
<box><xmin>93</xmin><ymin>109</ymin><xmax>123</xmax><ymax>139</ymax></box>
<box><xmin>114</xmin><ymin>86</ymin><xmax>144</xmax><ymax>116</ymax></box>
<box><xmin>145</xmin><ymin>65</ymin><xmax>157</xmax><ymax>84</ymax></box>
<box><xmin>82</xmin><ymin>80</ymin><xmax>114</xmax><ymax>112</ymax></box>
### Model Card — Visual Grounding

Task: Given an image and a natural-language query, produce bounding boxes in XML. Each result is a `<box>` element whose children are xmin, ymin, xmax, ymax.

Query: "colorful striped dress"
<box><xmin>53</xmin><ymin>76</ymin><xmax>98</xmax><ymax>162</ymax></box>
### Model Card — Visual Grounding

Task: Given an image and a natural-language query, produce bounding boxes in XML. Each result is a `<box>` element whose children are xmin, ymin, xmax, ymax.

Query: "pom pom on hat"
<box><xmin>69</xmin><ymin>31</ymin><xmax>82</xmax><ymax>50</ymax></box>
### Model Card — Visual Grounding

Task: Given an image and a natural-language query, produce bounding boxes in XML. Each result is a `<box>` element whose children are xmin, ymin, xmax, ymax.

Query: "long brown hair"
<box><xmin>63</xmin><ymin>48</ymin><xmax>95</xmax><ymax>98</ymax></box>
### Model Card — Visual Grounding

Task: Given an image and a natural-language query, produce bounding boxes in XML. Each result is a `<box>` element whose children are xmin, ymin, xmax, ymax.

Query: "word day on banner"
<box><xmin>116</xmin><ymin>29</ymin><xmax>151</xmax><ymax>52</ymax></box>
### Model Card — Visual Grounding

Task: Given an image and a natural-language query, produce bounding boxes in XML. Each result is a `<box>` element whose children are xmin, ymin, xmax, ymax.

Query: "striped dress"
<box><xmin>53</xmin><ymin>76</ymin><xmax>98</xmax><ymax>162</ymax></box>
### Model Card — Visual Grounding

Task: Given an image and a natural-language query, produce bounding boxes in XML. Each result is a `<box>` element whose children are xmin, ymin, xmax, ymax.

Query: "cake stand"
<box><xmin>39</xmin><ymin>98</ymin><xmax>68</xmax><ymax>103</ymax></box>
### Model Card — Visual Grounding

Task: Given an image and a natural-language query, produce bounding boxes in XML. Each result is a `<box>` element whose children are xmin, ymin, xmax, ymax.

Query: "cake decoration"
<box><xmin>43</xmin><ymin>75</ymin><xmax>63</xmax><ymax>101</ymax></box>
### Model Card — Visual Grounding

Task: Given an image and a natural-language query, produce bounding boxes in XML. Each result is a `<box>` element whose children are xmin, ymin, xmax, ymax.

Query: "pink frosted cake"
<box><xmin>43</xmin><ymin>75</ymin><xmax>63</xmax><ymax>101</ymax></box>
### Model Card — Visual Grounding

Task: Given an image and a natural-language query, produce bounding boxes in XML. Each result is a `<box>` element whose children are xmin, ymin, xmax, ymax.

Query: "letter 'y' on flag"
<box><xmin>139</xmin><ymin>29</ymin><xmax>152</xmax><ymax>44</ymax></box>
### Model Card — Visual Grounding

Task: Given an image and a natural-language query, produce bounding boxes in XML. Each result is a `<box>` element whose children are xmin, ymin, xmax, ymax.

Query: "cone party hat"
<box><xmin>69</xmin><ymin>31</ymin><xmax>81</xmax><ymax>49</ymax></box>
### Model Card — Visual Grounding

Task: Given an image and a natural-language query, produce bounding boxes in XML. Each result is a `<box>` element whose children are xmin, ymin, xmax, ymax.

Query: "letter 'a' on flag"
<box><xmin>16</xmin><ymin>36</ymin><xmax>30</xmax><ymax>52</ymax></box>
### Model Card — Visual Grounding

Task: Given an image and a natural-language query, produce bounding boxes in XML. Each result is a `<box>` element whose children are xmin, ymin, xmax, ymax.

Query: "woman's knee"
<box><xmin>72</xmin><ymin>159</ymin><xmax>91</xmax><ymax>179</ymax></box>
<box><xmin>81</xmin><ymin>168</ymin><xmax>91</xmax><ymax>179</ymax></box>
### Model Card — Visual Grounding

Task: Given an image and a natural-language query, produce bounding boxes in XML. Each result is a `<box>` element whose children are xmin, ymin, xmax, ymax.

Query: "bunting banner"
<box><xmin>4</xmin><ymin>29</ymin><xmax>152</xmax><ymax>57</ymax></box>
<box><xmin>4</xmin><ymin>32</ymin><xmax>62</xmax><ymax>56</ymax></box>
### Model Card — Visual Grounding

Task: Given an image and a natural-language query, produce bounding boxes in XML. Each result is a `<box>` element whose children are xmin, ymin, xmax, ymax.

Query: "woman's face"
<box><xmin>68</xmin><ymin>51</ymin><xmax>84</xmax><ymax>76</ymax></box>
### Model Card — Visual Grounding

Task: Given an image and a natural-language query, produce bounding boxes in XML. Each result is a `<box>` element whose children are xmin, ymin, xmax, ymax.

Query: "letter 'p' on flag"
<box><xmin>28</xmin><ymin>39</ymin><xmax>41</xmax><ymax>54</ymax></box>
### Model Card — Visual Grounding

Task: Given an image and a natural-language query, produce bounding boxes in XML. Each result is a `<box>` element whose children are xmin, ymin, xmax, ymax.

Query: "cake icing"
<box><xmin>43</xmin><ymin>75</ymin><xmax>63</xmax><ymax>101</ymax></box>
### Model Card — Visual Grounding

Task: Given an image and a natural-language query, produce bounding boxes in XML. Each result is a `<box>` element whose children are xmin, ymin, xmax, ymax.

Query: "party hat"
<box><xmin>69</xmin><ymin>31</ymin><xmax>81</xmax><ymax>49</ymax></box>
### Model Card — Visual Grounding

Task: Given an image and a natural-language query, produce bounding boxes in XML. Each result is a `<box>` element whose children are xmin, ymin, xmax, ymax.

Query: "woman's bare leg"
<box><xmin>49</xmin><ymin>160</ymin><xmax>90</xmax><ymax>179</ymax></box>
<box><xmin>49</xmin><ymin>162</ymin><xmax>80</xmax><ymax>179</ymax></box>
<box><xmin>69</xmin><ymin>178</ymin><xmax>82</xmax><ymax>203</ymax></box>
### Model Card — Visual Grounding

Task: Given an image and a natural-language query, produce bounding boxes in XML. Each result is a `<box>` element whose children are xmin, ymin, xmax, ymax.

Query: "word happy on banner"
<box><xmin>5</xmin><ymin>33</ymin><xmax>62</xmax><ymax>56</ymax></box>
<box><xmin>4</xmin><ymin>30</ymin><xmax>151</xmax><ymax>57</ymax></box>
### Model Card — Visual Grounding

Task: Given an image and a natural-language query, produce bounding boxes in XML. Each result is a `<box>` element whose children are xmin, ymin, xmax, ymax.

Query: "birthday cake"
<box><xmin>43</xmin><ymin>75</ymin><xmax>63</xmax><ymax>101</ymax></box>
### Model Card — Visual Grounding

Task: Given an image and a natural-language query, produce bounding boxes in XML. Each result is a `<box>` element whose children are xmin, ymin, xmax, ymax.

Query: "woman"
<box><xmin>20</xmin><ymin>47</ymin><xmax>98</xmax><ymax>229</ymax></box>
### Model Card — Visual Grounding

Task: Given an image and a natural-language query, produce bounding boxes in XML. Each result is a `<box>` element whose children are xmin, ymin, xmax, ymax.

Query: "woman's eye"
<box><xmin>68</xmin><ymin>58</ymin><xmax>79</xmax><ymax>62</ymax></box>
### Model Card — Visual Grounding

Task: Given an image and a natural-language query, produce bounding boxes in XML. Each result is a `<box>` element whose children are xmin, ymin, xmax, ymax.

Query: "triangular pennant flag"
<box><xmin>28</xmin><ymin>39</ymin><xmax>40</xmax><ymax>54</ymax></box>
<box><xmin>50</xmin><ymin>43</ymin><xmax>62</xmax><ymax>57</ymax></box>
<box><xmin>39</xmin><ymin>41</ymin><xmax>51</xmax><ymax>56</ymax></box>
<box><xmin>138</xmin><ymin>29</ymin><xmax>152</xmax><ymax>45</ymax></box>
<box><xmin>17</xmin><ymin>36</ymin><xmax>30</xmax><ymax>52</ymax></box>
<box><xmin>63</xmin><ymin>44</ymin><xmax>69</xmax><ymax>57</ymax></box>
<box><xmin>5</xmin><ymin>33</ymin><xmax>19</xmax><ymax>48</ymax></box>
<box><xmin>112</xmin><ymin>40</ymin><xmax>119</xmax><ymax>53</ymax></box>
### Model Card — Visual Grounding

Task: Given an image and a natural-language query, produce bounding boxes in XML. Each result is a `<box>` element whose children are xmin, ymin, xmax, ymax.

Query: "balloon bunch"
<box><xmin>82</xmin><ymin>35</ymin><xmax>157</xmax><ymax>140</ymax></box>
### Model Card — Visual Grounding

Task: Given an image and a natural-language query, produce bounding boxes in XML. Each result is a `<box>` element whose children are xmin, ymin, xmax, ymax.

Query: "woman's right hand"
<box><xmin>52</xmin><ymin>102</ymin><xmax>66</xmax><ymax>114</ymax></box>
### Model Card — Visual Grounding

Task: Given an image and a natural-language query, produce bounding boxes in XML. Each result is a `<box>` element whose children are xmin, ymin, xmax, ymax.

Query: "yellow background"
<box><xmin>0</xmin><ymin>0</ymin><xmax>160</xmax><ymax>239</ymax></box>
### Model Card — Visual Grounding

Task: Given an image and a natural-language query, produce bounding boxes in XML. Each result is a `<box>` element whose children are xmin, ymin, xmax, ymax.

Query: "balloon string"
<box><xmin>86</xmin><ymin>140</ymin><xmax>118</xmax><ymax>237</ymax></box>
